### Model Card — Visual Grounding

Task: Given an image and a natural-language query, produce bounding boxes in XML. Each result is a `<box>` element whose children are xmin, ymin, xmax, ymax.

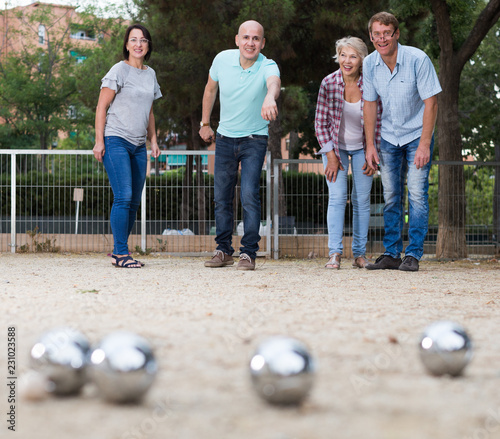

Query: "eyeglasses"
<box><xmin>371</xmin><ymin>29</ymin><xmax>397</xmax><ymax>41</ymax></box>
<box><xmin>129</xmin><ymin>38</ymin><xmax>149</xmax><ymax>45</ymax></box>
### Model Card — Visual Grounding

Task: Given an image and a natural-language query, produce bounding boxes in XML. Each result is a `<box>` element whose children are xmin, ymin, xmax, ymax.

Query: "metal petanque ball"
<box><xmin>249</xmin><ymin>336</ymin><xmax>315</xmax><ymax>405</ymax></box>
<box><xmin>419</xmin><ymin>320</ymin><xmax>473</xmax><ymax>377</ymax></box>
<box><xmin>89</xmin><ymin>331</ymin><xmax>157</xmax><ymax>403</ymax></box>
<box><xmin>30</xmin><ymin>327</ymin><xmax>90</xmax><ymax>395</ymax></box>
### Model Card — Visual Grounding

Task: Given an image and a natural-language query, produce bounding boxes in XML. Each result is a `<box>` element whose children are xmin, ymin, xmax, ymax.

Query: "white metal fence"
<box><xmin>0</xmin><ymin>150</ymin><xmax>498</xmax><ymax>258</ymax></box>
<box><xmin>0</xmin><ymin>149</ymin><xmax>271</xmax><ymax>256</ymax></box>
<box><xmin>272</xmin><ymin>158</ymin><xmax>499</xmax><ymax>259</ymax></box>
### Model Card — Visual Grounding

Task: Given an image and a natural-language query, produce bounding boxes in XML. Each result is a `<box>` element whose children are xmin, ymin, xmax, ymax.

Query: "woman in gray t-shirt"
<box><xmin>93</xmin><ymin>24</ymin><xmax>162</xmax><ymax>268</ymax></box>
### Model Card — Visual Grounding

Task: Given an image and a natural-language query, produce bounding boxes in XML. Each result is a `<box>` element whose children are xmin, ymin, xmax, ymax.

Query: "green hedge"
<box><xmin>0</xmin><ymin>169</ymin><xmax>384</xmax><ymax>224</ymax></box>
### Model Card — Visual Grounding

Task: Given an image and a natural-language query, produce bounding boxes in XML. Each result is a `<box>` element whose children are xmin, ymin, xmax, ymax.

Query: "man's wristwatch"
<box><xmin>200</xmin><ymin>121</ymin><xmax>210</xmax><ymax>127</ymax></box>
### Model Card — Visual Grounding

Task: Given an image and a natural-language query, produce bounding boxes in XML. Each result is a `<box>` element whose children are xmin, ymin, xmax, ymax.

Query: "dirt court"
<box><xmin>1</xmin><ymin>253</ymin><xmax>499</xmax><ymax>439</ymax></box>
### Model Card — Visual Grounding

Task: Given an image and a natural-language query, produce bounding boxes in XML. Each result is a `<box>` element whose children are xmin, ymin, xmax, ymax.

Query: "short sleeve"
<box><xmin>153</xmin><ymin>76</ymin><xmax>162</xmax><ymax>100</ymax></box>
<box><xmin>209</xmin><ymin>53</ymin><xmax>220</xmax><ymax>82</ymax></box>
<box><xmin>416</xmin><ymin>56</ymin><xmax>442</xmax><ymax>101</ymax></box>
<box><xmin>101</xmin><ymin>63</ymin><xmax>124</xmax><ymax>92</ymax></box>
<box><xmin>362</xmin><ymin>57</ymin><xmax>378</xmax><ymax>102</ymax></box>
<box><xmin>263</xmin><ymin>59</ymin><xmax>280</xmax><ymax>79</ymax></box>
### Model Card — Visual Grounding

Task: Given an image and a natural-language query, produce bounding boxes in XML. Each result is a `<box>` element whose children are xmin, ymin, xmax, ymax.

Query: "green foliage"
<box><xmin>280</xmin><ymin>170</ymin><xmax>384</xmax><ymax>227</ymax></box>
<box><xmin>459</xmin><ymin>23</ymin><xmax>500</xmax><ymax>160</ymax></box>
<box><xmin>427</xmin><ymin>165</ymin><xmax>494</xmax><ymax>225</ymax></box>
<box><xmin>0</xmin><ymin>5</ymin><xmax>79</xmax><ymax>150</ymax></box>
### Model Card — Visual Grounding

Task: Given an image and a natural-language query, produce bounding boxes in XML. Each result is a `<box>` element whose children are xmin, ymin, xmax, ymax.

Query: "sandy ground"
<box><xmin>1</xmin><ymin>253</ymin><xmax>499</xmax><ymax>439</ymax></box>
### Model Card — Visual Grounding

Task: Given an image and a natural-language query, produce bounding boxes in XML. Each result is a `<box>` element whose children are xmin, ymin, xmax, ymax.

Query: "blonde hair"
<box><xmin>334</xmin><ymin>36</ymin><xmax>368</xmax><ymax>64</ymax></box>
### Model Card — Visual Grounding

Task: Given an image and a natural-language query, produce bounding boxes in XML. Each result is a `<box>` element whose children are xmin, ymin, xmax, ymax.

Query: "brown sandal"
<box><xmin>352</xmin><ymin>256</ymin><xmax>368</xmax><ymax>268</ymax></box>
<box><xmin>325</xmin><ymin>253</ymin><xmax>341</xmax><ymax>269</ymax></box>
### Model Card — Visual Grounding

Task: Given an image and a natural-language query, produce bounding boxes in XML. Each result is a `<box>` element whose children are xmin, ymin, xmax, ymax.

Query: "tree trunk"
<box><xmin>431</xmin><ymin>0</ymin><xmax>500</xmax><ymax>258</ymax></box>
<box><xmin>435</xmin><ymin>57</ymin><xmax>467</xmax><ymax>259</ymax></box>
<box><xmin>268</xmin><ymin>104</ymin><xmax>287</xmax><ymax>221</ymax></box>
<box><xmin>288</xmin><ymin>130</ymin><xmax>300</xmax><ymax>173</ymax></box>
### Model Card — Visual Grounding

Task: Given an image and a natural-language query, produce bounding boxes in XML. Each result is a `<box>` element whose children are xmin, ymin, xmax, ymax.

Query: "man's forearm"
<box><xmin>420</xmin><ymin>96</ymin><xmax>438</xmax><ymax>147</ymax></box>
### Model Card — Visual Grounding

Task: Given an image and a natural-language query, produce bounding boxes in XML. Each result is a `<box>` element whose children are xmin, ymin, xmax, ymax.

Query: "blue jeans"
<box><xmin>214</xmin><ymin>133</ymin><xmax>267</xmax><ymax>260</ymax></box>
<box><xmin>322</xmin><ymin>149</ymin><xmax>373</xmax><ymax>257</ymax></box>
<box><xmin>379</xmin><ymin>136</ymin><xmax>434</xmax><ymax>260</ymax></box>
<box><xmin>102</xmin><ymin>136</ymin><xmax>147</xmax><ymax>255</ymax></box>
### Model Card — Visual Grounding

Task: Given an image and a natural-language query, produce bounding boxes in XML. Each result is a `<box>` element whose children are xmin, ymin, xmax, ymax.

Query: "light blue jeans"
<box><xmin>102</xmin><ymin>136</ymin><xmax>147</xmax><ymax>255</ymax></box>
<box><xmin>322</xmin><ymin>148</ymin><xmax>373</xmax><ymax>257</ymax></box>
<box><xmin>379</xmin><ymin>136</ymin><xmax>434</xmax><ymax>260</ymax></box>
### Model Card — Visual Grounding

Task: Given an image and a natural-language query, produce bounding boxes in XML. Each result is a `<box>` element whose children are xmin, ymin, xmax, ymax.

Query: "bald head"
<box><xmin>238</xmin><ymin>20</ymin><xmax>264</xmax><ymax>39</ymax></box>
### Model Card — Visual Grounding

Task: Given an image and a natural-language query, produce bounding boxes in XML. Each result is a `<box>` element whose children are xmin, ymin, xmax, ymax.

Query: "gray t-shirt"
<box><xmin>102</xmin><ymin>61</ymin><xmax>162</xmax><ymax>146</ymax></box>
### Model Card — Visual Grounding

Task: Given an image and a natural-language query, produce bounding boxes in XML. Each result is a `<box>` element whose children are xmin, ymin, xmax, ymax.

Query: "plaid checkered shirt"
<box><xmin>314</xmin><ymin>69</ymin><xmax>382</xmax><ymax>167</ymax></box>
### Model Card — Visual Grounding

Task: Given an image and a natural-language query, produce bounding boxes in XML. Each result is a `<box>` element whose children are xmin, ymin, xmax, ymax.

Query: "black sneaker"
<box><xmin>365</xmin><ymin>254</ymin><xmax>402</xmax><ymax>270</ymax></box>
<box><xmin>399</xmin><ymin>256</ymin><xmax>419</xmax><ymax>272</ymax></box>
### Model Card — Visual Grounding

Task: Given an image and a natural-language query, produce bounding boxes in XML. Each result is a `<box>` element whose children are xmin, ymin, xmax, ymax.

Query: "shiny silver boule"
<box><xmin>250</xmin><ymin>336</ymin><xmax>315</xmax><ymax>405</ymax></box>
<box><xmin>419</xmin><ymin>320</ymin><xmax>473</xmax><ymax>376</ymax></box>
<box><xmin>30</xmin><ymin>327</ymin><xmax>90</xmax><ymax>395</ymax></box>
<box><xmin>89</xmin><ymin>331</ymin><xmax>157</xmax><ymax>403</ymax></box>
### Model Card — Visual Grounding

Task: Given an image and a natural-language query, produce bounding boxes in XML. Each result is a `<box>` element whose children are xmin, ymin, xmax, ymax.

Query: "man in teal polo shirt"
<box><xmin>199</xmin><ymin>20</ymin><xmax>281</xmax><ymax>270</ymax></box>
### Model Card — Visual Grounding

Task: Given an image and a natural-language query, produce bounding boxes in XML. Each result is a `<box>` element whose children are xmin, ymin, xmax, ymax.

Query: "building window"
<box><xmin>38</xmin><ymin>24</ymin><xmax>46</xmax><ymax>44</ymax></box>
<box><xmin>70</xmin><ymin>28</ymin><xmax>96</xmax><ymax>41</ymax></box>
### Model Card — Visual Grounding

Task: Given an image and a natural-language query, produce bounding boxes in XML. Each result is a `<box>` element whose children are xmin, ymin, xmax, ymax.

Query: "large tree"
<box><xmin>0</xmin><ymin>5</ymin><xmax>79</xmax><ymax>151</ymax></box>
<box><xmin>459</xmin><ymin>22</ymin><xmax>500</xmax><ymax>254</ymax></box>
<box><xmin>394</xmin><ymin>0</ymin><xmax>500</xmax><ymax>258</ymax></box>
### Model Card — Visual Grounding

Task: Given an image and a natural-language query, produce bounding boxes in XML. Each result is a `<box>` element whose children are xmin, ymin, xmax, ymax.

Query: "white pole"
<box><xmin>75</xmin><ymin>200</ymin><xmax>80</xmax><ymax>234</ymax></box>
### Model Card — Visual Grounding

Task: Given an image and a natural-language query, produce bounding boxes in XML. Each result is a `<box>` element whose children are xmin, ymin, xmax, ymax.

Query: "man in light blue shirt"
<box><xmin>363</xmin><ymin>12</ymin><xmax>441</xmax><ymax>272</ymax></box>
<box><xmin>199</xmin><ymin>20</ymin><xmax>281</xmax><ymax>270</ymax></box>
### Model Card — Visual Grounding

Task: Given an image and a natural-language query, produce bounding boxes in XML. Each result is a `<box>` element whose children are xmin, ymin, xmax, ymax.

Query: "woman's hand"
<box><xmin>362</xmin><ymin>161</ymin><xmax>376</xmax><ymax>176</ymax></box>
<box><xmin>93</xmin><ymin>141</ymin><xmax>105</xmax><ymax>162</ymax></box>
<box><xmin>151</xmin><ymin>143</ymin><xmax>160</xmax><ymax>159</ymax></box>
<box><xmin>325</xmin><ymin>151</ymin><xmax>344</xmax><ymax>183</ymax></box>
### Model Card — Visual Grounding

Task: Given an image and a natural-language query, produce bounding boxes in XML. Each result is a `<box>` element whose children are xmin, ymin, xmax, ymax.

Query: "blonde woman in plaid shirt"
<box><xmin>315</xmin><ymin>36</ymin><xmax>382</xmax><ymax>269</ymax></box>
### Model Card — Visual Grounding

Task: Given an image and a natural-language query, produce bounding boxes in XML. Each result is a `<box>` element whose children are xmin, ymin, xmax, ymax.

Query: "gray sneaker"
<box><xmin>237</xmin><ymin>253</ymin><xmax>255</xmax><ymax>271</ymax></box>
<box><xmin>399</xmin><ymin>256</ymin><xmax>419</xmax><ymax>272</ymax></box>
<box><xmin>204</xmin><ymin>250</ymin><xmax>234</xmax><ymax>268</ymax></box>
<box><xmin>365</xmin><ymin>254</ymin><xmax>402</xmax><ymax>270</ymax></box>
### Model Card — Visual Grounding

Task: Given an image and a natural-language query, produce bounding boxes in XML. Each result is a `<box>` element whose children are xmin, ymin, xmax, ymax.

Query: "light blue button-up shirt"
<box><xmin>362</xmin><ymin>43</ymin><xmax>442</xmax><ymax>146</ymax></box>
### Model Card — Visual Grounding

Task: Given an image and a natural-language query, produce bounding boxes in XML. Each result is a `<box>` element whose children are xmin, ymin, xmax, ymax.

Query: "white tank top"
<box><xmin>338</xmin><ymin>99</ymin><xmax>364</xmax><ymax>151</ymax></box>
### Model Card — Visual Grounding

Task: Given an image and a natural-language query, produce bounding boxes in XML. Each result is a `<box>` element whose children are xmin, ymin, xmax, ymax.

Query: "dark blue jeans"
<box><xmin>379</xmin><ymin>136</ymin><xmax>434</xmax><ymax>260</ymax></box>
<box><xmin>214</xmin><ymin>133</ymin><xmax>268</xmax><ymax>260</ymax></box>
<box><xmin>102</xmin><ymin>136</ymin><xmax>147</xmax><ymax>255</ymax></box>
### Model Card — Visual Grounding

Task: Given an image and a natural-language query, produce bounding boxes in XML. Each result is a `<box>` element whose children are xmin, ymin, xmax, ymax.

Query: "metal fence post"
<box><xmin>266</xmin><ymin>151</ymin><xmax>271</xmax><ymax>258</ymax></box>
<box><xmin>10</xmin><ymin>153</ymin><xmax>16</xmax><ymax>253</ymax></box>
<box><xmin>141</xmin><ymin>179</ymin><xmax>147</xmax><ymax>253</ymax></box>
<box><xmin>273</xmin><ymin>160</ymin><xmax>280</xmax><ymax>260</ymax></box>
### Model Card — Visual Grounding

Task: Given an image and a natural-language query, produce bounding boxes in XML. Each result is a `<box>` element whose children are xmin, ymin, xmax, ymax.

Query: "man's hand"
<box><xmin>365</xmin><ymin>144</ymin><xmax>379</xmax><ymax>172</ymax></box>
<box><xmin>414</xmin><ymin>143</ymin><xmax>431</xmax><ymax>170</ymax></box>
<box><xmin>324</xmin><ymin>152</ymin><xmax>344</xmax><ymax>183</ymax></box>
<box><xmin>261</xmin><ymin>95</ymin><xmax>278</xmax><ymax>121</ymax></box>
<box><xmin>199</xmin><ymin>126</ymin><xmax>215</xmax><ymax>143</ymax></box>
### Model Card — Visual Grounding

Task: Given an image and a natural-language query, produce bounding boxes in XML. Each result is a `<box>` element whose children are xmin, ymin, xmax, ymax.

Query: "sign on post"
<box><xmin>73</xmin><ymin>188</ymin><xmax>84</xmax><ymax>234</ymax></box>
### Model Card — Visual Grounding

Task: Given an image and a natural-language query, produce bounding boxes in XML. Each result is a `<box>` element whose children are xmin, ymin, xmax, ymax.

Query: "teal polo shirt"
<box><xmin>209</xmin><ymin>49</ymin><xmax>280</xmax><ymax>138</ymax></box>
